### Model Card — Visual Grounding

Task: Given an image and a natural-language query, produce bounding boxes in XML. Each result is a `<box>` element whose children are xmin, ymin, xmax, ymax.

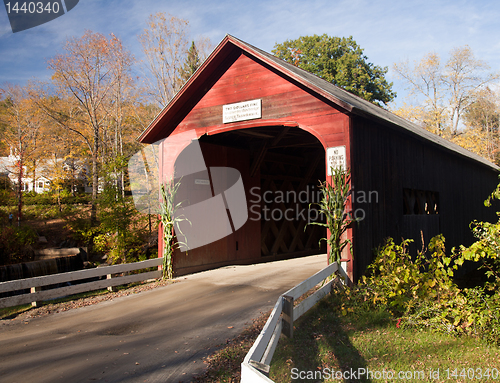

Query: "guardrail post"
<box><xmin>249</xmin><ymin>360</ymin><xmax>271</xmax><ymax>376</ymax></box>
<box><xmin>282</xmin><ymin>295</ymin><xmax>294</xmax><ymax>338</ymax></box>
<box><xmin>107</xmin><ymin>274</ymin><xmax>117</xmax><ymax>292</ymax></box>
<box><xmin>30</xmin><ymin>286</ymin><xmax>40</xmax><ymax>307</ymax></box>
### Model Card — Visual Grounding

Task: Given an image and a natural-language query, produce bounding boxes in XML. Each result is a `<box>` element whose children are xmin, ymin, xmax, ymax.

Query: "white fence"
<box><xmin>241</xmin><ymin>261</ymin><xmax>349</xmax><ymax>383</ymax></box>
<box><xmin>0</xmin><ymin>257</ymin><xmax>163</xmax><ymax>308</ymax></box>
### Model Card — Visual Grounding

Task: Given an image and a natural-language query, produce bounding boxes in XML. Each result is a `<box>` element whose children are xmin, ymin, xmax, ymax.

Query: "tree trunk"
<box><xmin>17</xmin><ymin>158</ymin><xmax>23</xmax><ymax>226</ymax></box>
<box><xmin>90</xmin><ymin>128</ymin><xmax>99</xmax><ymax>226</ymax></box>
<box><xmin>32</xmin><ymin>159</ymin><xmax>36</xmax><ymax>192</ymax></box>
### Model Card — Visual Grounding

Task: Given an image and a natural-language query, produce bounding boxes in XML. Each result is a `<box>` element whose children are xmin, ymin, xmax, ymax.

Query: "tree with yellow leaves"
<box><xmin>46</xmin><ymin>31</ymin><xmax>134</xmax><ymax>225</ymax></box>
<box><xmin>0</xmin><ymin>83</ymin><xmax>43</xmax><ymax>225</ymax></box>
<box><xmin>138</xmin><ymin>12</ymin><xmax>213</xmax><ymax>108</ymax></box>
<box><xmin>393</xmin><ymin>46</ymin><xmax>498</xmax><ymax>138</ymax></box>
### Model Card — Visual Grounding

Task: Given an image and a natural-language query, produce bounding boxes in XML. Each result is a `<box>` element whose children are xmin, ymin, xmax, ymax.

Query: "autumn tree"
<box><xmin>138</xmin><ymin>13</ymin><xmax>213</xmax><ymax>108</ymax></box>
<box><xmin>393</xmin><ymin>52</ymin><xmax>447</xmax><ymax>135</ymax></box>
<box><xmin>456</xmin><ymin>87</ymin><xmax>500</xmax><ymax>163</ymax></box>
<box><xmin>0</xmin><ymin>83</ymin><xmax>42</xmax><ymax>224</ymax></box>
<box><xmin>138</xmin><ymin>13</ymin><xmax>189</xmax><ymax>108</ymax></box>
<box><xmin>100</xmin><ymin>37</ymin><xmax>139</xmax><ymax>198</ymax></box>
<box><xmin>464</xmin><ymin>87</ymin><xmax>499</xmax><ymax>136</ymax></box>
<box><xmin>272</xmin><ymin>34</ymin><xmax>396</xmax><ymax>106</ymax></box>
<box><xmin>446</xmin><ymin>46</ymin><xmax>498</xmax><ymax>134</ymax></box>
<box><xmin>393</xmin><ymin>45</ymin><xmax>498</xmax><ymax>137</ymax></box>
<box><xmin>46</xmin><ymin>31</ymin><xmax>134</xmax><ymax>225</ymax></box>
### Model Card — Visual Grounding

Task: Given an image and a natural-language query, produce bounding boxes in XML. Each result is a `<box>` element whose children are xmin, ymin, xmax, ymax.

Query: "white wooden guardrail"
<box><xmin>241</xmin><ymin>261</ymin><xmax>349</xmax><ymax>383</ymax></box>
<box><xmin>0</xmin><ymin>257</ymin><xmax>163</xmax><ymax>308</ymax></box>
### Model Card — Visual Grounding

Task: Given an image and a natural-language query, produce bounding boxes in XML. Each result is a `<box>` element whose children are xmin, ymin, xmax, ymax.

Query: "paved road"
<box><xmin>0</xmin><ymin>255</ymin><xmax>326</xmax><ymax>383</ymax></box>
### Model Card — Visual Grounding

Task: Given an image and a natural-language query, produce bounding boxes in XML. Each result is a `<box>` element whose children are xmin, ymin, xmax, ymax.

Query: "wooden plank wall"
<box><xmin>350</xmin><ymin>115</ymin><xmax>498</xmax><ymax>279</ymax></box>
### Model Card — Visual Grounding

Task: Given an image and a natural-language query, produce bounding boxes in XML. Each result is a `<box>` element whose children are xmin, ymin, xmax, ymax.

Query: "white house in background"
<box><xmin>23</xmin><ymin>175</ymin><xmax>52</xmax><ymax>193</ymax></box>
<box><xmin>0</xmin><ymin>153</ymin><xmax>52</xmax><ymax>193</ymax></box>
<box><xmin>0</xmin><ymin>148</ymin><xmax>89</xmax><ymax>194</ymax></box>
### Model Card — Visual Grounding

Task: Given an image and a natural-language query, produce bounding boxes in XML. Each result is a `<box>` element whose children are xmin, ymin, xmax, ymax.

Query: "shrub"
<box><xmin>357</xmin><ymin>234</ymin><xmax>500</xmax><ymax>345</ymax></box>
<box><xmin>0</xmin><ymin>226</ymin><xmax>38</xmax><ymax>265</ymax></box>
<box><xmin>0</xmin><ymin>189</ymin><xmax>16</xmax><ymax>206</ymax></box>
<box><xmin>361</xmin><ymin>235</ymin><xmax>458</xmax><ymax>315</ymax></box>
<box><xmin>24</xmin><ymin>191</ymin><xmax>53</xmax><ymax>205</ymax></box>
<box><xmin>458</xmin><ymin>219</ymin><xmax>500</xmax><ymax>292</ymax></box>
<box><xmin>64</xmin><ymin>187</ymin><xmax>155</xmax><ymax>264</ymax></box>
<box><xmin>402</xmin><ymin>286</ymin><xmax>500</xmax><ymax>345</ymax></box>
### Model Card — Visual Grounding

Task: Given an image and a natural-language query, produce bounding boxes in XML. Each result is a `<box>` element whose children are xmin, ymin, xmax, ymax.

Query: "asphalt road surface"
<box><xmin>0</xmin><ymin>254</ymin><xmax>326</xmax><ymax>383</ymax></box>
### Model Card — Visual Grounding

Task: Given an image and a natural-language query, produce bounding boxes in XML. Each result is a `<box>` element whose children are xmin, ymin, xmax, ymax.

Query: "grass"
<box><xmin>0</xmin><ymin>280</ymin><xmax>166</xmax><ymax>320</ymax></box>
<box><xmin>0</xmin><ymin>203</ymin><xmax>78</xmax><ymax>221</ymax></box>
<box><xmin>0</xmin><ymin>288</ymin><xmax>110</xmax><ymax>319</ymax></box>
<box><xmin>193</xmin><ymin>311</ymin><xmax>271</xmax><ymax>383</ymax></box>
<box><xmin>192</xmin><ymin>283</ymin><xmax>499</xmax><ymax>382</ymax></box>
<box><xmin>269</xmin><ymin>292</ymin><xmax>500</xmax><ymax>382</ymax></box>
<box><xmin>0</xmin><ymin>303</ymin><xmax>33</xmax><ymax>319</ymax></box>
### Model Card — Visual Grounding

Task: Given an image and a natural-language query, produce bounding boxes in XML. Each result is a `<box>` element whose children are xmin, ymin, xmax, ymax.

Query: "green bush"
<box><xmin>353</xmin><ymin>234</ymin><xmax>500</xmax><ymax>345</ymax></box>
<box><xmin>21</xmin><ymin>203</ymin><xmax>76</xmax><ymax>220</ymax></box>
<box><xmin>402</xmin><ymin>286</ymin><xmax>500</xmax><ymax>345</ymax></box>
<box><xmin>24</xmin><ymin>191</ymin><xmax>53</xmax><ymax>205</ymax></box>
<box><xmin>0</xmin><ymin>190</ymin><xmax>16</xmax><ymax>206</ymax></box>
<box><xmin>458</xmin><ymin>219</ymin><xmax>500</xmax><ymax>292</ymax></box>
<box><xmin>361</xmin><ymin>235</ymin><xmax>458</xmax><ymax>315</ymax></box>
<box><xmin>61</xmin><ymin>193</ymin><xmax>91</xmax><ymax>205</ymax></box>
<box><xmin>64</xmin><ymin>186</ymin><xmax>155</xmax><ymax>264</ymax></box>
<box><xmin>22</xmin><ymin>191</ymin><xmax>91</xmax><ymax>206</ymax></box>
<box><xmin>0</xmin><ymin>226</ymin><xmax>38</xmax><ymax>265</ymax></box>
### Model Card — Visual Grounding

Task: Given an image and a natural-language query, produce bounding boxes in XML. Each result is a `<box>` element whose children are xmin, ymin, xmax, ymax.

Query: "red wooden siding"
<box><xmin>171</xmin><ymin>53</ymin><xmax>349</xmax><ymax>148</ymax></box>
<box><xmin>145</xmin><ymin>35</ymin><xmax>499</xmax><ymax>282</ymax></box>
<box><xmin>160</xmin><ymin>52</ymin><xmax>352</xmax><ymax>276</ymax></box>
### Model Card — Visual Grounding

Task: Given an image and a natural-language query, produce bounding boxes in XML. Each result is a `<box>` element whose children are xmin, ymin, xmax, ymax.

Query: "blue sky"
<box><xmin>1</xmin><ymin>0</ymin><xmax>499</xmax><ymax>108</ymax></box>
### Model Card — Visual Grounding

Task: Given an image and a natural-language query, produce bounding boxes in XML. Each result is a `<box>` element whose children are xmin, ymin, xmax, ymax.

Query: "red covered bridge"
<box><xmin>139</xmin><ymin>35</ymin><xmax>499</xmax><ymax>281</ymax></box>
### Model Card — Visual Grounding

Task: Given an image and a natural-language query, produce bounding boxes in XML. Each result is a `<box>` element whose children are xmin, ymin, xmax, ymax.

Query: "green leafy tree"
<box><xmin>272</xmin><ymin>34</ymin><xmax>396</xmax><ymax>106</ymax></box>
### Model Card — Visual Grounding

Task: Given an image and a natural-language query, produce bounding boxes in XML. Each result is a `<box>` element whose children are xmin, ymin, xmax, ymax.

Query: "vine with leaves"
<box><xmin>308</xmin><ymin>166</ymin><xmax>358</xmax><ymax>264</ymax></box>
<box><xmin>159</xmin><ymin>178</ymin><xmax>188</xmax><ymax>279</ymax></box>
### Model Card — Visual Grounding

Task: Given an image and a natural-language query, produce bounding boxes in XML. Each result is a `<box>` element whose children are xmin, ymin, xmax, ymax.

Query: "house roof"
<box><xmin>139</xmin><ymin>34</ymin><xmax>499</xmax><ymax>171</ymax></box>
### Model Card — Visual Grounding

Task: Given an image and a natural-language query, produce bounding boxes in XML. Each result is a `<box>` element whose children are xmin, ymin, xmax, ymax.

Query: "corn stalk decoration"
<box><xmin>159</xmin><ymin>178</ymin><xmax>188</xmax><ymax>279</ymax></box>
<box><xmin>308</xmin><ymin>166</ymin><xmax>357</xmax><ymax>264</ymax></box>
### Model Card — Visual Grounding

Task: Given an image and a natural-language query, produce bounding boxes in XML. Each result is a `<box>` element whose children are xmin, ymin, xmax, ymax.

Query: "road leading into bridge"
<box><xmin>0</xmin><ymin>254</ymin><xmax>326</xmax><ymax>383</ymax></box>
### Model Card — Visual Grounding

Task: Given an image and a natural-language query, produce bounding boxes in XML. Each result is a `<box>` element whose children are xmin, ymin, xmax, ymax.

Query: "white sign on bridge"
<box><xmin>326</xmin><ymin>145</ymin><xmax>346</xmax><ymax>175</ymax></box>
<box><xmin>223</xmin><ymin>99</ymin><xmax>262</xmax><ymax>123</ymax></box>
